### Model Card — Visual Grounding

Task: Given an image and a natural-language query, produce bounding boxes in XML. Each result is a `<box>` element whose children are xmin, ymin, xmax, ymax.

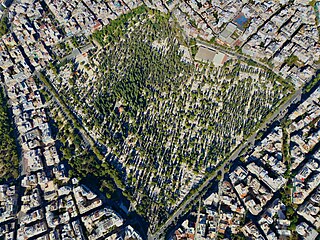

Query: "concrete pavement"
<box><xmin>60</xmin><ymin>43</ymin><xmax>95</xmax><ymax>62</ymax></box>
<box><xmin>196</xmin><ymin>40</ymin><xmax>279</xmax><ymax>75</ymax></box>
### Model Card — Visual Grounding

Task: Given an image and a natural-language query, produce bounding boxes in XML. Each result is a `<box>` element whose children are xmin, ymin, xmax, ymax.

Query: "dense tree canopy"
<box><xmin>0</xmin><ymin>15</ymin><xmax>9</xmax><ymax>37</ymax></box>
<box><xmin>45</xmin><ymin>6</ymin><xmax>291</xmax><ymax>226</ymax></box>
<box><xmin>0</xmin><ymin>86</ymin><xmax>19</xmax><ymax>182</ymax></box>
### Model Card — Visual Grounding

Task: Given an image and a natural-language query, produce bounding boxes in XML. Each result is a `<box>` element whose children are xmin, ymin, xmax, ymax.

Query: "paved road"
<box><xmin>149</xmin><ymin>86</ymin><xmax>303</xmax><ymax>240</ymax></box>
<box><xmin>36</xmin><ymin>38</ymin><xmax>303</xmax><ymax>240</ymax></box>
<box><xmin>61</xmin><ymin>48</ymin><xmax>80</xmax><ymax>62</ymax></box>
<box><xmin>34</xmin><ymin>71</ymin><xmax>94</xmax><ymax>148</ymax></box>
<box><xmin>196</xmin><ymin>40</ymin><xmax>281</xmax><ymax>76</ymax></box>
<box><xmin>198</xmin><ymin>40</ymin><xmax>305</xmax><ymax>86</ymax></box>
<box><xmin>61</xmin><ymin>43</ymin><xmax>95</xmax><ymax>62</ymax></box>
<box><xmin>35</xmin><ymin>39</ymin><xmax>303</xmax><ymax>240</ymax></box>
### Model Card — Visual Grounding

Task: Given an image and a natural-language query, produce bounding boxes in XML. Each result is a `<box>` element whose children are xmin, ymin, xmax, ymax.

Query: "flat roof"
<box><xmin>195</xmin><ymin>46</ymin><xmax>216</xmax><ymax>62</ymax></box>
<box><xmin>220</xmin><ymin>23</ymin><xmax>237</xmax><ymax>39</ymax></box>
<box><xmin>213</xmin><ymin>52</ymin><xmax>228</xmax><ymax>66</ymax></box>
